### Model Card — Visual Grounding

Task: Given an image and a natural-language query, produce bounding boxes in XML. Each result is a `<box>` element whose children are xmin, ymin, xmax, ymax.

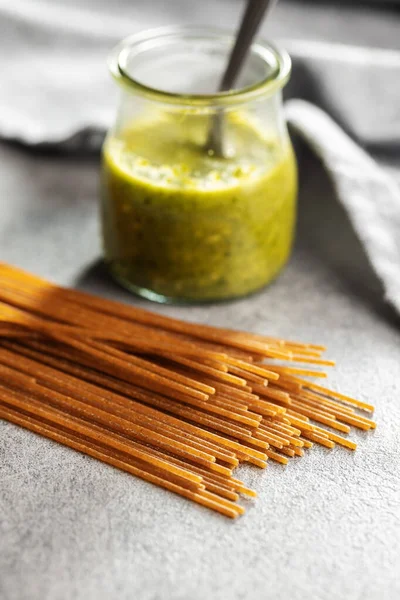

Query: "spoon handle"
<box><xmin>207</xmin><ymin>0</ymin><xmax>277</xmax><ymax>157</ymax></box>
<box><xmin>219</xmin><ymin>0</ymin><xmax>275</xmax><ymax>92</ymax></box>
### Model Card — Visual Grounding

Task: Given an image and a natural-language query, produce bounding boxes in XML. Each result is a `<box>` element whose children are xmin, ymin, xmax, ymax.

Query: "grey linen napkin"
<box><xmin>0</xmin><ymin>0</ymin><xmax>399</xmax><ymax>312</ymax></box>
<box><xmin>286</xmin><ymin>99</ymin><xmax>400</xmax><ymax>313</ymax></box>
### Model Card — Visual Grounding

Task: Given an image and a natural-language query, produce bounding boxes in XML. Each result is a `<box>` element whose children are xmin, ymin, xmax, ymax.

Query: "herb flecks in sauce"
<box><xmin>101</xmin><ymin>113</ymin><xmax>297</xmax><ymax>301</ymax></box>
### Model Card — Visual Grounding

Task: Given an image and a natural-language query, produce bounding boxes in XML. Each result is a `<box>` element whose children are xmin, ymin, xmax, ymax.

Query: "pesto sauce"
<box><xmin>101</xmin><ymin>113</ymin><xmax>297</xmax><ymax>301</ymax></box>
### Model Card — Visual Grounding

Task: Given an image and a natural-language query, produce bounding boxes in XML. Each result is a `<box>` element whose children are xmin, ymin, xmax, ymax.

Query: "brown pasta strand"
<box><xmin>0</xmin><ymin>403</ymin><xmax>244</xmax><ymax>518</ymax></box>
<box><xmin>300</xmin><ymin>430</ymin><xmax>335</xmax><ymax>448</ymax></box>
<box><xmin>0</xmin><ymin>395</ymin><xmax>205</xmax><ymax>490</ymax></box>
<box><xmin>0</xmin><ymin>262</ymin><xmax>376</xmax><ymax>517</ymax></box>
<box><xmin>265</xmin><ymin>449</ymin><xmax>289</xmax><ymax>465</ymax></box>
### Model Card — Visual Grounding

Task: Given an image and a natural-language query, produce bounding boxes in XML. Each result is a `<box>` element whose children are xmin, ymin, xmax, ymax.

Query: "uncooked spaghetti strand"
<box><xmin>292</xmin><ymin>393</ymin><xmax>374</xmax><ymax>430</ymax></box>
<box><xmin>209</xmin><ymin>394</ymin><xmax>251</xmax><ymax>413</ymax></box>
<box><xmin>269</xmin><ymin>378</ymin><xmax>303</xmax><ymax>393</ymax></box>
<box><xmin>0</xmin><ymin>264</ymin><xmax>339</xmax><ymax>362</ymax></box>
<box><xmin>0</xmin><ymin>393</ymin><xmax>207</xmax><ymax>489</ymax></box>
<box><xmin>121</xmin><ymin>357</ymin><xmax>252</xmax><ymax>415</ymax></box>
<box><xmin>273</xmin><ymin>347</ymin><xmax>324</xmax><ymax>358</ymax></box>
<box><xmin>285</xmin><ymin>414</ymin><xmax>316</xmax><ymax>432</ymax></box>
<box><xmin>85</xmin><ymin>339</ymin><xmax>216</xmax><ymax>395</ymax></box>
<box><xmin>176</xmin><ymin>337</ymin><xmax>257</xmax><ymax>363</ymax></box>
<box><xmin>6</xmin><ymin>339</ymin><xmax>265</xmax><ymax>459</ymax></box>
<box><xmin>192</xmin><ymin>376</ymin><xmax>257</xmax><ymax>402</ymax></box>
<box><xmin>9</xmin><ymin>336</ymin><xmax>258</xmax><ymax>409</ymax></box>
<box><xmin>290</xmin><ymin>446</ymin><xmax>304</xmax><ymax>457</ymax></box>
<box><xmin>203</xmin><ymin>482</ymin><xmax>240</xmax><ymax>502</ymax></box>
<box><xmin>0</xmin><ymin>324</ymin><xmax>32</xmax><ymax>338</ymax></box>
<box><xmin>236</xmin><ymin>451</ymin><xmax>268</xmax><ymax>468</ymax></box>
<box><xmin>228</xmin><ymin>476</ymin><xmax>258</xmax><ymax>497</ymax></box>
<box><xmin>0</xmin><ymin>262</ymin><xmax>377</xmax><ymax>516</ymax></box>
<box><xmin>279</xmin><ymin>447</ymin><xmax>295</xmax><ymax>458</ymax></box>
<box><xmin>313</xmin><ymin>427</ymin><xmax>357</xmax><ymax>450</ymax></box>
<box><xmin>144</xmin><ymin>448</ymin><xmax>246</xmax><ymax>501</ymax></box>
<box><xmin>0</xmin><ymin>357</ymin><xmax>221</xmax><ymax>469</ymax></box>
<box><xmin>111</xmin><ymin>441</ymin><xmax>241</xmax><ymax>502</ymax></box>
<box><xmin>252</xmin><ymin>431</ymin><xmax>281</xmax><ymax>449</ymax></box>
<box><xmin>106</xmin><ymin>385</ymin><xmax>267</xmax><ymax>454</ymax></box>
<box><xmin>289</xmin><ymin>356</ymin><xmax>336</xmax><ymax>367</ymax></box>
<box><xmin>297</xmin><ymin>389</ymin><xmax>356</xmax><ymax>415</ymax></box>
<box><xmin>289</xmin><ymin>400</ymin><xmax>351</xmax><ymax>433</ymax></box>
<box><xmin>156</xmin><ymin>353</ymin><xmax>247</xmax><ymax>387</ymax></box>
<box><xmin>265</xmin><ymin>449</ymin><xmax>289</xmax><ymax>465</ymax></box>
<box><xmin>270</xmin><ymin>415</ymin><xmax>293</xmax><ymax>425</ymax></box>
<box><xmin>0</xmin><ymin>402</ymin><xmax>245</xmax><ymax>517</ymax></box>
<box><xmin>151</xmin><ymin>453</ymin><xmax>239</xmax><ymax>491</ymax></box>
<box><xmin>112</xmin><ymin>346</ymin><xmax>233</xmax><ymax>388</ymax></box>
<box><xmin>0</xmin><ymin>342</ymin><xmax>242</xmax><ymax>463</ymax></box>
<box><xmin>253</xmin><ymin>429</ymin><xmax>288</xmax><ymax>449</ymax></box>
<box><xmin>226</xmin><ymin>365</ymin><xmax>268</xmax><ymax>386</ymax></box>
<box><xmin>280</xmin><ymin>341</ymin><xmax>326</xmax><ymax>352</ymax></box>
<box><xmin>0</xmin><ymin>282</ymin><xmax>236</xmax><ymax>364</ymax></box>
<box><xmin>260</xmin><ymin>420</ymin><xmax>302</xmax><ymax>438</ymax></box>
<box><xmin>194</xmin><ymin>489</ymin><xmax>245</xmax><ymax>516</ymax></box>
<box><xmin>300</xmin><ymin>392</ymin><xmax>376</xmax><ymax>429</ymax></box>
<box><xmin>196</xmin><ymin>482</ymin><xmax>239</xmax><ymax>503</ymax></box>
<box><xmin>0</xmin><ymin>300</ymin><xmax>80</xmax><ymax>335</ymax></box>
<box><xmin>191</xmin><ymin>358</ymin><xmax>229</xmax><ymax>372</ymax></box>
<box><xmin>0</xmin><ymin>399</ymin><xmax>206</xmax><ymax>496</ymax></box>
<box><xmin>288</xmin><ymin>402</ymin><xmax>353</xmax><ymax>433</ymax></box>
<box><xmin>299</xmin><ymin>437</ymin><xmax>313</xmax><ymax>448</ymax></box>
<box><xmin>14</xmin><ymin>389</ymin><xmax>232</xmax><ymax>478</ymax></box>
<box><xmin>93</xmin><ymin>331</ymin><xmax>231</xmax><ymax>362</ymax></box>
<box><xmin>285</xmin><ymin>409</ymin><xmax>310</xmax><ymax>422</ymax></box>
<box><xmin>289</xmin><ymin>377</ymin><xmax>374</xmax><ymax>412</ymax></box>
<box><xmin>260</xmin><ymin>424</ymin><xmax>304</xmax><ymax>447</ymax></box>
<box><xmin>36</xmin><ymin>379</ymin><xmax>240</xmax><ymax>465</ymax></box>
<box><xmin>0</xmin><ymin>340</ymin><xmax>249</xmax><ymax>457</ymax></box>
<box><xmin>248</xmin><ymin>396</ymin><xmax>287</xmax><ymax>414</ymax></box>
<box><xmin>36</xmin><ymin>341</ymin><xmax>258</xmax><ymax>428</ymax></box>
<box><xmin>301</xmin><ymin>431</ymin><xmax>336</xmax><ymax>449</ymax></box>
<box><xmin>207</xmin><ymin>393</ymin><xmax>251</xmax><ymax>411</ymax></box>
<box><xmin>270</xmin><ymin>366</ymin><xmax>328</xmax><ymax>378</ymax></box>
<box><xmin>247</xmin><ymin>333</ymin><xmax>326</xmax><ymax>353</ymax></box>
<box><xmin>0</xmin><ymin>377</ymin><xmax>221</xmax><ymax>468</ymax></box>
<box><xmin>223</xmin><ymin>357</ymin><xmax>280</xmax><ymax>381</ymax></box>
<box><xmin>251</xmin><ymin>384</ymin><xmax>292</xmax><ymax>404</ymax></box>
<box><xmin>0</xmin><ymin>315</ymin><xmax>215</xmax><ymax>404</ymax></box>
<box><xmin>209</xmin><ymin>396</ymin><xmax>261</xmax><ymax>423</ymax></box>
<box><xmin>254</xmin><ymin>430</ymin><xmax>290</xmax><ymax>448</ymax></box>
<box><xmin>49</xmin><ymin>333</ymin><xmax>214</xmax><ymax>402</ymax></box>
<box><xmin>0</xmin><ymin>269</ymin><xmax>286</xmax><ymax>358</ymax></box>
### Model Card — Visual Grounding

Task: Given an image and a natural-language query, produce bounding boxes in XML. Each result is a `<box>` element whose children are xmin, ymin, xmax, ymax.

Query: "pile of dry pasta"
<box><xmin>0</xmin><ymin>263</ymin><xmax>375</xmax><ymax>518</ymax></box>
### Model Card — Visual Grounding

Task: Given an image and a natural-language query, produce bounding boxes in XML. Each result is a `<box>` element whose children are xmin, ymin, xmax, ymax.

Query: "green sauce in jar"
<box><xmin>101</xmin><ymin>111</ymin><xmax>297</xmax><ymax>302</ymax></box>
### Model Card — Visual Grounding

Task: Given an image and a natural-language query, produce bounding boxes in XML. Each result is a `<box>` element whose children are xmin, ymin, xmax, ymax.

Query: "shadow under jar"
<box><xmin>101</xmin><ymin>26</ymin><xmax>297</xmax><ymax>303</ymax></box>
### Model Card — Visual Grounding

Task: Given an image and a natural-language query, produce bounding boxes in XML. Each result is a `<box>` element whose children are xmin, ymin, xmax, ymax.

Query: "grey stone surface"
<box><xmin>1</xmin><ymin>1</ymin><xmax>400</xmax><ymax>598</ymax></box>
<box><xmin>0</xmin><ymin>139</ymin><xmax>399</xmax><ymax>600</ymax></box>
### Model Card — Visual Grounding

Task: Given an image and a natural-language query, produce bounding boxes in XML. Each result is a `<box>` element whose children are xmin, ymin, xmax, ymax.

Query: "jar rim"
<box><xmin>108</xmin><ymin>25</ymin><xmax>291</xmax><ymax>107</ymax></box>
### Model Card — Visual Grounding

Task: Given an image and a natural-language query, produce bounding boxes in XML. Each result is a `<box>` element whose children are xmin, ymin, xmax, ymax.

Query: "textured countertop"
<box><xmin>1</xmin><ymin>2</ymin><xmax>400</xmax><ymax>599</ymax></box>
<box><xmin>1</xmin><ymin>138</ymin><xmax>400</xmax><ymax>600</ymax></box>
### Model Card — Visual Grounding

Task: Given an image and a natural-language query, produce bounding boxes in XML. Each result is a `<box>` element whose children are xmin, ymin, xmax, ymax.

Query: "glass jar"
<box><xmin>101</xmin><ymin>26</ymin><xmax>297</xmax><ymax>303</ymax></box>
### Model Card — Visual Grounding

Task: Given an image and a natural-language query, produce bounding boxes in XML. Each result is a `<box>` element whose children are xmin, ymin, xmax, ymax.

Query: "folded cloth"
<box><xmin>1</xmin><ymin>0</ymin><xmax>399</xmax><ymax>149</ymax></box>
<box><xmin>286</xmin><ymin>99</ymin><xmax>400</xmax><ymax>314</ymax></box>
<box><xmin>0</xmin><ymin>0</ymin><xmax>399</xmax><ymax>313</ymax></box>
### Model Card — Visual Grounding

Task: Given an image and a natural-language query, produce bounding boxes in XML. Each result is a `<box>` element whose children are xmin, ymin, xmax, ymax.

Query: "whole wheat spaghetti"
<box><xmin>0</xmin><ymin>263</ymin><xmax>375</xmax><ymax>517</ymax></box>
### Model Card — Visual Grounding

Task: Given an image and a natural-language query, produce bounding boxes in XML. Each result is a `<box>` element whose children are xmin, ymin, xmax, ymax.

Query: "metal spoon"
<box><xmin>206</xmin><ymin>0</ymin><xmax>278</xmax><ymax>158</ymax></box>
